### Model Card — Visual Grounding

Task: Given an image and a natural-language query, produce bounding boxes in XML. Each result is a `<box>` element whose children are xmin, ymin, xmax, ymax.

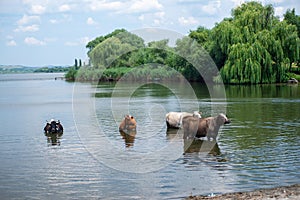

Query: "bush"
<box><xmin>286</xmin><ymin>72</ymin><xmax>300</xmax><ymax>81</ymax></box>
<box><xmin>65</xmin><ymin>67</ymin><xmax>77</xmax><ymax>81</ymax></box>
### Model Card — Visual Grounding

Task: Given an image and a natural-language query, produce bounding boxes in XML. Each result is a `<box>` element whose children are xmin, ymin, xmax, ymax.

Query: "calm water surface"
<box><xmin>0</xmin><ymin>73</ymin><xmax>299</xmax><ymax>199</ymax></box>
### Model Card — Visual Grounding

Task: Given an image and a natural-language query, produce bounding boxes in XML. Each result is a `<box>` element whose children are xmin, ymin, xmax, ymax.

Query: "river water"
<box><xmin>0</xmin><ymin>73</ymin><xmax>299</xmax><ymax>199</ymax></box>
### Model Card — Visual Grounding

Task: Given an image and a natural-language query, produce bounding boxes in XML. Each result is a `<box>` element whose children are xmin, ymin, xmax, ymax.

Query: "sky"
<box><xmin>0</xmin><ymin>0</ymin><xmax>299</xmax><ymax>66</ymax></box>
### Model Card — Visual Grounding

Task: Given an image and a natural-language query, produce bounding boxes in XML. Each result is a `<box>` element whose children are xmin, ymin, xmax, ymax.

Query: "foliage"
<box><xmin>67</xmin><ymin>1</ymin><xmax>300</xmax><ymax>84</ymax></box>
<box><xmin>286</xmin><ymin>72</ymin><xmax>300</xmax><ymax>81</ymax></box>
<box><xmin>86</xmin><ymin>29</ymin><xmax>127</xmax><ymax>53</ymax></box>
<box><xmin>284</xmin><ymin>8</ymin><xmax>300</xmax><ymax>38</ymax></box>
<box><xmin>189</xmin><ymin>26</ymin><xmax>211</xmax><ymax>50</ymax></box>
<box><xmin>88</xmin><ymin>30</ymin><xmax>145</xmax><ymax>69</ymax></box>
<box><xmin>119</xmin><ymin>64</ymin><xmax>179</xmax><ymax>81</ymax></box>
<box><xmin>65</xmin><ymin>67</ymin><xmax>78</xmax><ymax>81</ymax></box>
<box><xmin>208</xmin><ymin>1</ymin><xmax>299</xmax><ymax>84</ymax></box>
<box><xmin>34</xmin><ymin>66</ymin><xmax>70</xmax><ymax>73</ymax></box>
<box><xmin>174</xmin><ymin>36</ymin><xmax>215</xmax><ymax>82</ymax></box>
<box><xmin>0</xmin><ymin>66</ymin><xmax>37</xmax><ymax>74</ymax></box>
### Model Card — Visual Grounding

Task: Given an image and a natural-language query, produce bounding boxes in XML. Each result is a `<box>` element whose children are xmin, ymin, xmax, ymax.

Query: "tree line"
<box><xmin>66</xmin><ymin>1</ymin><xmax>300</xmax><ymax>84</ymax></box>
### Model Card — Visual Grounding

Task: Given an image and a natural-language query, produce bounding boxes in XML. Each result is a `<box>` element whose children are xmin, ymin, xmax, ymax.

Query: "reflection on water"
<box><xmin>45</xmin><ymin>132</ymin><xmax>63</xmax><ymax>146</ymax></box>
<box><xmin>0</xmin><ymin>74</ymin><xmax>299</xmax><ymax>199</ymax></box>
<box><xmin>119</xmin><ymin>130</ymin><xmax>136</xmax><ymax>147</ymax></box>
<box><xmin>184</xmin><ymin>139</ymin><xmax>221</xmax><ymax>155</ymax></box>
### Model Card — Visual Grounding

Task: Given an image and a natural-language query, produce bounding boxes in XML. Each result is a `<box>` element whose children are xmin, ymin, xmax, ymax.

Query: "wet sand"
<box><xmin>187</xmin><ymin>184</ymin><xmax>300</xmax><ymax>200</ymax></box>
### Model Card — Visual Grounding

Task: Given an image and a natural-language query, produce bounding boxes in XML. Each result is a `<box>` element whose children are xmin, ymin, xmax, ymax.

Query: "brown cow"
<box><xmin>182</xmin><ymin>113</ymin><xmax>230</xmax><ymax>140</ymax></box>
<box><xmin>166</xmin><ymin>111</ymin><xmax>202</xmax><ymax>129</ymax></box>
<box><xmin>119</xmin><ymin>115</ymin><xmax>137</xmax><ymax>132</ymax></box>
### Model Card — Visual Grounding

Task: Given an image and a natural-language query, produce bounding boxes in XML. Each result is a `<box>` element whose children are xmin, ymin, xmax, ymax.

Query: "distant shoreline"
<box><xmin>0</xmin><ymin>65</ymin><xmax>70</xmax><ymax>74</ymax></box>
<box><xmin>187</xmin><ymin>184</ymin><xmax>300</xmax><ymax>200</ymax></box>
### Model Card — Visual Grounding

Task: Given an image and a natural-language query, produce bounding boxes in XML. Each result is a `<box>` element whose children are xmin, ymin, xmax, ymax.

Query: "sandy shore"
<box><xmin>186</xmin><ymin>184</ymin><xmax>300</xmax><ymax>200</ymax></box>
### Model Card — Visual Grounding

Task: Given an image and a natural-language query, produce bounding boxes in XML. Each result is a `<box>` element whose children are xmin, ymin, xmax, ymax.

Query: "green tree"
<box><xmin>65</xmin><ymin>67</ymin><xmax>78</xmax><ymax>81</ymax></box>
<box><xmin>74</xmin><ymin>59</ymin><xmax>78</xmax><ymax>69</ymax></box>
<box><xmin>86</xmin><ymin>28</ymin><xmax>127</xmax><ymax>53</ymax></box>
<box><xmin>273</xmin><ymin>21</ymin><xmax>299</xmax><ymax>71</ymax></box>
<box><xmin>209</xmin><ymin>1</ymin><xmax>300</xmax><ymax>84</ymax></box>
<box><xmin>175</xmin><ymin>36</ymin><xmax>217</xmax><ymax>82</ymax></box>
<box><xmin>284</xmin><ymin>8</ymin><xmax>300</xmax><ymax>38</ymax></box>
<box><xmin>89</xmin><ymin>37</ymin><xmax>134</xmax><ymax>68</ymax></box>
<box><xmin>189</xmin><ymin>26</ymin><xmax>211</xmax><ymax>50</ymax></box>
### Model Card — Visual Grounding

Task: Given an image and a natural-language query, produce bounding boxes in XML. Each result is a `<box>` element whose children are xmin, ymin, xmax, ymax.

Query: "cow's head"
<box><xmin>217</xmin><ymin>113</ymin><xmax>231</xmax><ymax>125</ymax></box>
<box><xmin>124</xmin><ymin>115</ymin><xmax>137</xmax><ymax>129</ymax></box>
<box><xmin>50</xmin><ymin>120</ymin><xmax>57</xmax><ymax>133</ymax></box>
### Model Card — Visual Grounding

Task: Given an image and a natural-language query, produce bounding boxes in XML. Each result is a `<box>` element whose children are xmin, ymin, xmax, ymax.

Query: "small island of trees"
<box><xmin>66</xmin><ymin>1</ymin><xmax>300</xmax><ymax>84</ymax></box>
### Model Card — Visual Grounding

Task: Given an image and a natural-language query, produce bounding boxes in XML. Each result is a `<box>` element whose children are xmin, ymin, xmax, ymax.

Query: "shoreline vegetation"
<box><xmin>65</xmin><ymin>1</ymin><xmax>300</xmax><ymax>84</ymax></box>
<box><xmin>186</xmin><ymin>184</ymin><xmax>300</xmax><ymax>200</ymax></box>
<box><xmin>0</xmin><ymin>65</ymin><xmax>70</xmax><ymax>74</ymax></box>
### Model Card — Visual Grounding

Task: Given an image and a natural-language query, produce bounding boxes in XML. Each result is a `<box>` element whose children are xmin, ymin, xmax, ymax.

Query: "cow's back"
<box><xmin>166</xmin><ymin>112</ymin><xmax>182</xmax><ymax>128</ymax></box>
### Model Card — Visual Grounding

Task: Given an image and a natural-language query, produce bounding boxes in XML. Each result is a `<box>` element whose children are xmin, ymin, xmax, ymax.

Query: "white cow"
<box><xmin>166</xmin><ymin>111</ymin><xmax>201</xmax><ymax>129</ymax></box>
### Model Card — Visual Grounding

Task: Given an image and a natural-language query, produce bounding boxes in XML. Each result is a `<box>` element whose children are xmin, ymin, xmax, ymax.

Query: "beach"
<box><xmin>187</xmin><ymin>184</ymin><xmax>300</xmax><ymax>200</ymax></box>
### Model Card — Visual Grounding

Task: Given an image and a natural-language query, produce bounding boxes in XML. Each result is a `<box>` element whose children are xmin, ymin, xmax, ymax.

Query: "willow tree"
<box><xmin>175</xmin><ymin>36</ymin><xmax>217</xmax><ymax>82</ymax></box>
<box><xmin>273</xmin><ymin>21</ymin><xmax>299</xmax><ymax>71</ymax></box>
<box><xmin>210</xmin><ymin>1</ymin><xmax>300</xmax><ymax>84</ymax></box>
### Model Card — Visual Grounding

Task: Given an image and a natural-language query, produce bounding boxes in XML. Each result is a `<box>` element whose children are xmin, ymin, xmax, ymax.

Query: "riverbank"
<box><xmin>187</xmin><ymin>184</ymin><xmax>300</xmax><ymax>200</ymax></box>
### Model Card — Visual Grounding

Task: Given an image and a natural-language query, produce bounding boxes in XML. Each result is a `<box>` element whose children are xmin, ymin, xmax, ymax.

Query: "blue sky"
<box><xmin>0</xmin><ymin>0</ymin><xmax>299</xmax><ymax>66</ymax></box>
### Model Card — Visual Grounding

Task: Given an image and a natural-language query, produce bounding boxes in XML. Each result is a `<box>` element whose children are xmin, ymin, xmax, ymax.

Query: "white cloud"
<box><xmin>49</xmin><ymin>15</ymin><xmax>72</xmax><ymax>24</ymax></box>
<box><xmin>44</xmin><ymin>37</ymin><xmax>57</xmax><ymax>43</ymax></box>
<box><xmin>65</xmin><ymin>41</ymin><xmax>78</xmax><ymax>46</ymax></box>
<box><xmin>264</xmin><ymin>0</ymin><xmax>284</xmax><ymax>3</ymax></box>
<box><xmin>127</xmin><ymin>0</ymin><xmax>163</xmax><ymax>13</ymax></box>
<box><xmin>59</xmin><ymin>4</ymin><xmax>71</xmax><ymax>12</ymax></box>
<box><xmin>88</xmin><ymin>0</ymin><xmax>123</xmax><ymax>11</ymax></box>
<box><xmin>202</xmin><ymin>0</ymin><xmax>221</xmax><ymax>15</ymax></box>
<box><xmin>178</xmin><ymin>16</ymin><xmax>198</xmax><ymax>26</ymax></box>
<box><xmin>22</xmin><ymin>0</ymin><xmax>44</xmax><ymax>4</ymax></box>
<box><xmin>87</xmin><ymin>17</ymin><xmax>97</xmax><ymax>25</ymax></box>
<box><xmin>153</xmin><ymin>19</ymin><xmax>161</xmax><ymax>25</ymax></box>
<box><xmin>24</xmin><ymin>37</ymin><xmax>45</xmax><ymax>45</ymax></box>
<box><xmin>14</xmin><ymin>24</ymin><xmax>39</xmax><ymax>32</ymax></box>
<box><xmin>138</xmin><ymin>14</ymin><xmax>145</xmax><ymax>21</ymax></box>
<box><xmin>274</xmin><ymin>6</ymin><xmax>285</xmax><ymax>19</ymax></box>
<box><xmin>49</xmin><ymin>19</ymin><xmax>58</xmax><ymax>24</ymax></box>
<box><xmin>6</xmin><ymin>40</ymin><xmax>17</xmax><ymax>46</ymax></box>
<box><xmin>87</xmin><ymin>0</ymin><xmax>163</xmax><ymax>13</ymax></box>
<box><xmin>80</xmin><ymin>36</ymin><xmax>90</xmax><ymax>45</ymax></box>
<box><xmin>231</xmin><ymin>0</ymin><xmax>245</xmax><ymax>7</ymax></box>
<box><xmin>65</xmin><ymin>37</ymin><xmax>90</xmax><ymax>46</ymax></box>
<box><xmin>17</xmin><ymin>15</ymin><xmax>40</xmax><ymax>25</ymax></box>
<box><xmin>154</xmin><ymin>11</ymin><xmax>165</xmax><ymax>19</ymax></box>
<box><xmin>30</xmin><ymin>4</ymin><xmax>46</xmax><ymax>14</ymax></box>
<box><xmin>152</xmin><ymin>11</ymin><xmax>165</xmax><ymax>25</ymax></box>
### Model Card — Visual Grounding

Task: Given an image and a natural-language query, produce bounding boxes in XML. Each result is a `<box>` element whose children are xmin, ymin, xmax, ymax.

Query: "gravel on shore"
<box><xmin>186</xmin><ymin>184</ymin><xmax>300</xmax><ymax>200</ymax></box>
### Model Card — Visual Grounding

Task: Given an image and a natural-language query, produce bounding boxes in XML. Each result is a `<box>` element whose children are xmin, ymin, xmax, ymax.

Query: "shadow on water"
<box><xmin>44</xmin><ymin>132</ymin><xmax>63</xmax><ymax>146</ymax></box>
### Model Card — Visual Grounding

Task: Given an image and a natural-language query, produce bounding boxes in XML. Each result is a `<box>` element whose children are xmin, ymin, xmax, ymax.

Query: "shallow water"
<box><xmin>0</xmin><ymin>73</ymin><xmax>299</xmax><ymax>199</ymax></box>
